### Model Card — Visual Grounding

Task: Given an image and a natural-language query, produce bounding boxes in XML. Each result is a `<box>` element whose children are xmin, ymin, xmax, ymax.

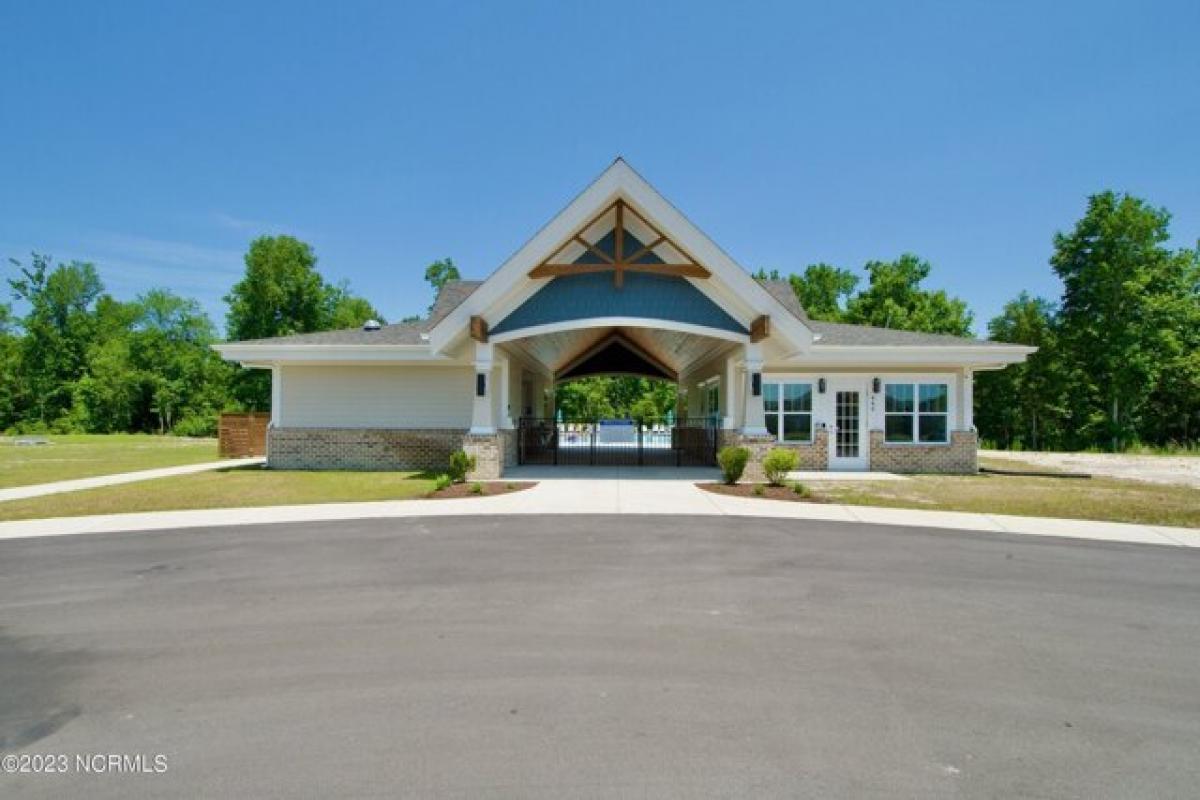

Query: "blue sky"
<box><xmin>2</xmin><ymin>1</ymin><xmax>1197</xmax><ymax>335</ymax></box>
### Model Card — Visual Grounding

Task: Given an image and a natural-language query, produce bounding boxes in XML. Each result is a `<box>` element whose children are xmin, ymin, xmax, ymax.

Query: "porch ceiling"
<box><xmin>500</xmin><ymin>325</ymin><xmax>737</xmax><ymax>382</ymax></box>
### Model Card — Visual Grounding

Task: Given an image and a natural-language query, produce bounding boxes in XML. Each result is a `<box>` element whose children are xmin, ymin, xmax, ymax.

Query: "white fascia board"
<box><xmin>211</xmin><ymin>342</ymin><xmax>455</xmax><ymax>365</ymax></box>
<box><xmin>781</xmin><ymin>344</ymin><xmax>1035</xmax><ymax>367</ymax></box>
<box><xmin>426</xmin><ymin>159</ymin><xmax>814</xmax><ymax>353</ymax></box>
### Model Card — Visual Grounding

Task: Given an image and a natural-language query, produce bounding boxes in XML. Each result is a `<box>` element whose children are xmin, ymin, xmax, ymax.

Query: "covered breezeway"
<box><xmin>498</xmin><ymin>322</ymin><xmax>742</xmax><ymax>468</ymax></box>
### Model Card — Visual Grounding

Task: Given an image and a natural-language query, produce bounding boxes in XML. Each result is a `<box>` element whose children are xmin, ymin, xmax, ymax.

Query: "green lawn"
<box><xmin>0</xmin><ymin>434</ymin><xmax>220</xmax><ymax>488</ymax></box>
<box><xmin>0</xmin><ymin>466</ymin><xmax>439</xmax><ymax>521</ymax></box>
<box><xmin>811</xmin><ymin>457</ymin><xmax>1200</xmax><ymax>529</ymax></box>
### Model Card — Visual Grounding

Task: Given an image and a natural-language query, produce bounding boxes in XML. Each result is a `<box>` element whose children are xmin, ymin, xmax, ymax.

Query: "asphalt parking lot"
<box><xmin>2</xmin><ymin>515</ymin><xmax>1198</xmax><ymax>798</ymax></box>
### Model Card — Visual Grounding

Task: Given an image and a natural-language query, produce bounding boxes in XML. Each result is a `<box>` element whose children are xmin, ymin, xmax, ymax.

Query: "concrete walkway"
<box><xmin>0</xmin><ymin>457</ymin><xmax>265</xmax><ymax>503</ymax></box>
<box><xmin>1</xmin><ymin>465</ymin><xmax>1197</xmax><ymax>548</ymax></box>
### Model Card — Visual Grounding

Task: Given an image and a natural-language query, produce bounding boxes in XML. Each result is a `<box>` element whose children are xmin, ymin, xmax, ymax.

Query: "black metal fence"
<box><xmin>517</xmin><ymin>417</ymin><xmax>719</xmax><ymax>467</ymax></box>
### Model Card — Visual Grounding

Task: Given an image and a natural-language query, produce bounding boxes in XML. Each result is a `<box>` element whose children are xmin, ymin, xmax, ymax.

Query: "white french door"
<box><xmin>827</xmin><ymin>381</ymin><xmax>868</xmax><ymax>470</ymax></box>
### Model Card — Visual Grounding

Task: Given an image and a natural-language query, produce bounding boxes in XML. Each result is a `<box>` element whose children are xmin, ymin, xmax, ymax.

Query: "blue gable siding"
<box><xmin>490</xmin><ymin>272</ymin><xmax>748</xmax><ymax>336</ymax></box>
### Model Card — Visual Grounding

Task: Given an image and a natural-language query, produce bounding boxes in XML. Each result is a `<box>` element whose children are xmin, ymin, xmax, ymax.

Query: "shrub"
<box><xmin>172</xmin><ymin>413</ymin><xmax>218</xmax><ymax>438</ymax></box>
<box><xmin>469</xmin><ymin>482</ymin><xmax>484</xmax><ymax>495</ymax></box>
<box><xmin>791</xmin><ymin>481</ymin><xmax>810</xmax><ymax>498</ymax></box>
<box><xmin>434</xmin><ymin>473</ymin><xmax>453</xmax><ymax>491</ymax></box>
<box><xmin>762</xmin><ymin>448</ymin><xmax>799</xmax><ymax>486</ymax></box>
<box><xmin>447</xmin><ymin>450</ymin><xmax>476</xmax><ymax>483</ymax></box>
<box><xmin>717</xmin><ymin>446</ymin><xmax>750</xmax><ymax>484</ymax></box>
<box><xmin>752</xmin><ymin>484</ymin><xmax>765</xmax><ymax>496</ymax></box>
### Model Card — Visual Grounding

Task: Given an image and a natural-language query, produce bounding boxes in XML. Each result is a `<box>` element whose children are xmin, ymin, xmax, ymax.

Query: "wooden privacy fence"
<box><xmin>219</xmin><ymin>412</ymin><xmax>269</xmax><ymax>457</ymax></box>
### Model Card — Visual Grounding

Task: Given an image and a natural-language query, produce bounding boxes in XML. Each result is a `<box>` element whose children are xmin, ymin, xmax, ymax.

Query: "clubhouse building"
<box><xmin>215</xmin><ymin>160</ymin><xmax>1032</xmax><ymax>479</ymax></box>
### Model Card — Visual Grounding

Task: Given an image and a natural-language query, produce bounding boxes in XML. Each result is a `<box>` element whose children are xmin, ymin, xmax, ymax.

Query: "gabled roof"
<box><xmin>426</xmin><ymin>158</ymin><xmax>816</xmax><ymax>352</ymax></box>
<box><xmin>220</xmin><ymin>279</ymin><xmax>483</xmax><ymax>346</ymax></box>
<box><xmin>755</xmin><ymin>278</ymin><xmax>1014</xmax><ymax>348</ymax></box>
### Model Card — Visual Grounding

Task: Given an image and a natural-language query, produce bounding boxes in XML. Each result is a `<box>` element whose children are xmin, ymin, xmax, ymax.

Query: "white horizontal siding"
<box><xmin>278</xmin><ymin>365</ymin><xmax>474</xmax><ymax>429</ymax></box>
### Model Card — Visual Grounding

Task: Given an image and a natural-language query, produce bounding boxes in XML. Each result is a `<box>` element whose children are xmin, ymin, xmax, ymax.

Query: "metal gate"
<box><xmin>517</xmin><ymin>417</ymin><xmax>719</xmax><ymax>467</ymax></box>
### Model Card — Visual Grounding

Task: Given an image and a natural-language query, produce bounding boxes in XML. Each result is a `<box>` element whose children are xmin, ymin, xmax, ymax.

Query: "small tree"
<box><xmin>717</xmin><ymin>446</ymin><xmax>749</xmax><ymax>485</ymax></box>
<box><xmin>447</xmin><ymin>450</ymin><xmax>476</xmax><ymax>483</ymax></box>
<box><xmin>762</xmin><ymin>448</ymin><xmax>799</xmax><ymax>486</ymax></box>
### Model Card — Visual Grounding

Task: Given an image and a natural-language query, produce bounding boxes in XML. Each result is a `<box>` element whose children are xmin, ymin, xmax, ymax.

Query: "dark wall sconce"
<box><xmin>751</xmin><ymin>372</ymin><xmax>762</xmax><ymax>397</ymax></box>
<box><xmin>818</xmin><ymin>378</ymin><xmax>826</xmax><ymax>394</ymax></box>
<box><xmin>872</xmin><ymin>377</ymin><xmax>881</xmax><ymax>394</ymax></box>
<box><xmin>476</xmin><ymin>373</ymin><xmax>487</xmax><ymax>397</ymax></box>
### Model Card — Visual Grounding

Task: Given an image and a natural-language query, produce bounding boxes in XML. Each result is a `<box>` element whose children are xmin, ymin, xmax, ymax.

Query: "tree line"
<box><xmin>760</xmin><ymin>191</ymin><xmax>1200</xmax><ymax>451</ymax></box>
<box><xmin>3</xmin><ymin>191</ymin><xmax>1196</xmax><ymax>450</ymax></box>
<box><xmin>0</xmin><ymin>236</ymin><xmax>386</xmax><ymax>436</ymax></box>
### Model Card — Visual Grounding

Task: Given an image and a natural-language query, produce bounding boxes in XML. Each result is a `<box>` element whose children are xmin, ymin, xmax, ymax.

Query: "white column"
<box><xmin>470</xmin><ymin>342</ymin><xmax>496</xmax><ymax>434</ymax></box>
<box><xmin>723</xmin><ymin>354</ymin><xmax>738</xmax><ymax>429</ymax></box>
<box><xmin>741</xmin><ymin>343</ymin><xmax>769</xmax><ymax>436</ymax></box>
<box><xmin>498</xmin><ymin>355</ymin><xmax>513</xmax><ymax>429</ymax></box>
<box><xmin>962</xmin><ymin>368</ymin><xmax>974</xmax><ymax>431</ymax></box>
<box><xmin>270</xmin><ymin>364</ymin><xmax>282</xmax><ymax>427</ymax></box>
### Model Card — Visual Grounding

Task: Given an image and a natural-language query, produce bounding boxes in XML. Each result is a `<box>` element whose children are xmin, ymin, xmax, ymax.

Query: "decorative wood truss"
<box><xmin>529</xmin><ymin>199</ymin><xmax>711</xmax><ymax>288</ymax></box>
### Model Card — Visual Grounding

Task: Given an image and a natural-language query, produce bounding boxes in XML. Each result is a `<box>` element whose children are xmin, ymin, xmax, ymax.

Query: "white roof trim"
<box><xmin>427</xmin><ymin>158</ymin><xmax>814</xmax><ymax>353</ymax></box>
<box><xmin>777</xmin><ymin>344</ymin><xmax>1035</xmax><ymax>366</ymax></box>
<box><xmin>212</xmin><ymin>342</ymin><xmax>455</xmax><ymax>365</ymax></box>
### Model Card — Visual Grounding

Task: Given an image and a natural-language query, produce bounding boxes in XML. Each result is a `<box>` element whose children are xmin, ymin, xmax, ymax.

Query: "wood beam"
<box><xmin>469</xmin><ymin>315</ymin><xmax>488</xmax><ymax>343</ymax></box>
<box><xmin>621</xmin><ymin>235</ymin><xmax>666</xmax><ymax>265</ymax></box>
<box><xmin>614</xmin><ymin>201</ymin><xmax>625</xmax><ymax>289</ymax></box>
<box><xmin>528</xmin><ymin>263</ymin><xmax>615</xmax><ymax>278</ymax></box>
<box><xmin>750</xmin><ymin>315</ymin><xmax>770</xmax><ymax>343</ymax></box>
<box><xmin>573</xmin><ymin>235</ymin><xmax>614</xmax><ymax>264</ymax></box>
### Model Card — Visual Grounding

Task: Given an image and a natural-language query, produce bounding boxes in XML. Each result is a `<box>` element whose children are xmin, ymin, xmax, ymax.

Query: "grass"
<box><xmin>812</xmin><ymin>459</ymin><xmax>1200</xmax><ymax>528</ymax></box>
<box><xmin>0</xmin><ymin>466</ymin><xmax>438</xmax><ymax>522</ymax></box>
<box><xmin>0</xmin><ymin>434</ymin><xmax>219</xmax><ymax>489</ymax></box>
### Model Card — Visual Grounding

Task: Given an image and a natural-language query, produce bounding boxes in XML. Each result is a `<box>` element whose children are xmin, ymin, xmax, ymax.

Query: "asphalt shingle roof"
<box><xmin>754</xmin><ymin>279</ymin><xmax>1005</xmax><ymax>347</ymax></box>
<box><xmin>222</xmin><ymin>280</ymin><xmax>483</xmax><ymax>346</ymax></box>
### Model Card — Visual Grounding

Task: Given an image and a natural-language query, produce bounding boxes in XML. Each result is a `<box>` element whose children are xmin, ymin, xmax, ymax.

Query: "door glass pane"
<box><xmin>919</xmin><ymin>383</ymin><xmax>948</xmax><ymax>413</ymax></box>
<box><xmin>919</xmin><ymin>414</ymin><xmax>947</xmax><ymax>442</ymax></box>
<box><xmin>766</xmin><ymin>413</ymin><xmax>779</xmax><ymax>437</ymax></box>
<box><xmin>885</xmin><ymin>384</ymin><xmax>914</xmax><ymax>413</ymax></box>
<box><xmin>885</xmin><ymin>414</ymin><xmax>914</xmax><ymax>442</ymax></box>
<box><xmin>835</xmin><ymin>391</ymin><xmax>859</xmax><ymax>458</ymax></box>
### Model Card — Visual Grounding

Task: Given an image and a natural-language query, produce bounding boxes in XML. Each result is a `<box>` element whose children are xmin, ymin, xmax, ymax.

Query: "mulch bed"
<box><xmin>426</xmin><ymin>481</ymin><xmax>537</xmax><ymax>499</ymax></box>
<box><xmin>697</xmin><ymin>482</ymin><xmax>829</xmax><ymax>503</ymax></box>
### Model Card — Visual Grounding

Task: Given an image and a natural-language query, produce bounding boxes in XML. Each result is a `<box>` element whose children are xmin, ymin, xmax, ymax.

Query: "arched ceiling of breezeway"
<box><xmin>499</xmin><ymin>325</ymin><xmax>739</xmax><ymax>383</ymax></box>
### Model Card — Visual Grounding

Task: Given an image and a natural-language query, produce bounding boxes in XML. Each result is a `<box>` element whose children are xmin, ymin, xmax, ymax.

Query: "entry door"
<box><xmin>828</xmin><ymin>383</ymin><xmax>868</xmax><ymax>470</ymax></box>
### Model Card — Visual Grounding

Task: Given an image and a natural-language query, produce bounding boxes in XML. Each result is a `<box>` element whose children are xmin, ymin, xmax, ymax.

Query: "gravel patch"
<box><xmin>981</xmin><ymin>450</ymin><xmax>1200</xmax><ymax>488</ymax></box>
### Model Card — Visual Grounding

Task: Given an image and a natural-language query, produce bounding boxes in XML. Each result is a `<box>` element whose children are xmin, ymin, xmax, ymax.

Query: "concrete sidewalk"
<box><xmin>0</xmin><ymin>457</ymin><xmax>265</xmax><ymax>503</ymax></box>
<box><xmin>1</xmin><ymin>468</ymin><xmax>1197</xmax><ymax>548</ymax></box>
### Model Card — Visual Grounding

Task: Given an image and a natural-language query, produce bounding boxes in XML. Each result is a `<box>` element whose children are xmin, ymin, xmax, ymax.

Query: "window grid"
<box><xmin>884</xmin><ymin>382</ymin><xmax>950</xmax><ymax>443</ymax></box>
<box><xmin>763</xmin><ymin>381</ymin><xmax>813</xmax><ymax>443</ymax></box>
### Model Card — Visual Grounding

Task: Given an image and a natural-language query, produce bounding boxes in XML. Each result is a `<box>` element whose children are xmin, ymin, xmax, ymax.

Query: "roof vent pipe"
<box><xmin>362</xmin><ymin>319</ymin><xmax>382</xmax><ymax>331</ymax></box>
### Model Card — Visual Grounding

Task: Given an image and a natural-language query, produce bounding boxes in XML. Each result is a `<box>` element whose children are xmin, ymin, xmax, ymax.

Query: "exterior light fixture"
<box><xmin>818</xmin><ymin>378</ymin><xmax>826</xmax><ymax>394</ymax></box>
<box><xmin>751</xmin><ymin>373</ymin><xmax>762</xmax><ymax>397</ymax></box>
<box><xmin>872</xmin><ymin>377</ymin><xmax>881</xmax><ymax>393</ymax></box>
<box><xmin>476</xmin><ymin>373</ymin><xmax>487</xmax><ymax>397</ymax></box>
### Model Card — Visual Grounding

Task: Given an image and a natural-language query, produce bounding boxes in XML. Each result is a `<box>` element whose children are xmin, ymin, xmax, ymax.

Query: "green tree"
<box><xmin>224</xmin><ymin>236</ymin><xmax>379</xmax><ymax>408</ymax></box>
<box><xmin>974</xmin><ymin>293</ymin><xmax>1064</xmax><ymax>449</ymax></box>
<box><xmin>788</xmin><ymin>263</ymin><xmax>859</xmax><ymax>321</ymax></box>
<box><xmin>224</xmin><ymin>236</ymin><xmax>327</xmax><ymax>341</ymax></box>
<box><xmin>327</xmin><ymin>282</ymin><xmax>385</xmax><ymax>329</ymax></box>
<box><xmin>424</xmin><ymin>257</ymin><xmax>460</xmax><ymax>292</ymax></box>
<box><xmin>7</xmin><ymin>254</ymin><xmax>105</xmax><ymax>427</ymax></box>
<box><xmin>554</xmin><ymin>377</ymin><xmax>677</xmax><ymax>422</ymax></box>
<box><xmin>844</xmin><ymin>254</ymin><xmax>974</xmax><ymax>336</ymax></box>
<box><xmin>1051</xmin><ymin>192</ymin><xmax>1194</xmax><ymax>450</ymax></box>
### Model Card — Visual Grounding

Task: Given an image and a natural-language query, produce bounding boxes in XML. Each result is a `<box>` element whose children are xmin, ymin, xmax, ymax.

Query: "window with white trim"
<box><xmin>884</xmin><ymin>382</ymin><xmax>949</xmax><ymax>443</ymax></box>
<box><xmin>763</xmin><ymin>381</ymin><xmax>813</xmax><ymax>442</ymax></box>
